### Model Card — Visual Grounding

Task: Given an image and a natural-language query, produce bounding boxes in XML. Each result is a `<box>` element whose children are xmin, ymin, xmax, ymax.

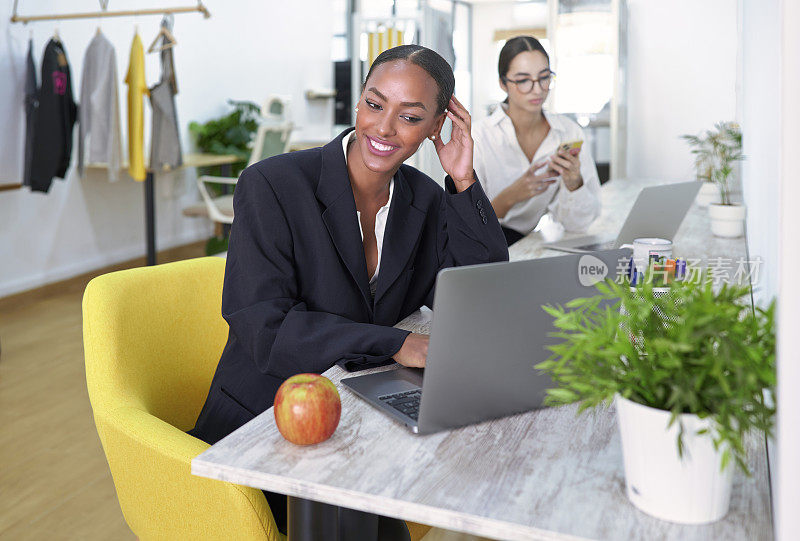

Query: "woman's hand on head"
<box><xmin>549</xmin><ymin>149</ymin><xmax>583</xmax><ymax>191</ymax></box>
<box><xmin>432</xmin><ymin>96</ymin><xmax>474</xmax><ymax>192</ymax></box>
<box><xmin>393</xmin><ymin>332</ymin><xmax>429</xmax><ymax>368</ymax></box>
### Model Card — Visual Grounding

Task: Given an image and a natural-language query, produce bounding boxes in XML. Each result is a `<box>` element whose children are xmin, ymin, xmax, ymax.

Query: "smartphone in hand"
<box><xmin>532</xmin><ymin>140</ymin><xmax>583</xmax><ymax>180</ymax></box>
<box><xmin>558</xmin><ymin>140</ymin><xmax>583</xmax><ymax>157</ymax></box>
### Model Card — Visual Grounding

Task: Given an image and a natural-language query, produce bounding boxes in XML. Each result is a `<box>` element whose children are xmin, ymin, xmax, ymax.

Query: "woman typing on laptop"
<box><xmin>473</xmin><ymin>36</ymin><xmax>602</xmax><ymax>246</ymax></box>
<box><xmin>188</xmin><ymin>45</ymin><xmax>507</xmax><ymax>538</ymax></box>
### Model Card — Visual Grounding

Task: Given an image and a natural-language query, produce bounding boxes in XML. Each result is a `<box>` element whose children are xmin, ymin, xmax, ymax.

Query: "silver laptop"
<box><xmin>341</xmin><ymin>249</ymin><xmax>627</xmax><ymax>434</ymax></box>
<box><xmin>545</xmin><ymin>181</ymin><xmax>701</xmax><ymax>253</ymax></box>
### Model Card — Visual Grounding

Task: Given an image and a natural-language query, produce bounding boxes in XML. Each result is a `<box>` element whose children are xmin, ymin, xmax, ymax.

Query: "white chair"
<box><xmin>261</xmin><ymin>95</ymin><xmax>292</xmax><ymax>124</ymax></box>
<box><xmin>197</xmin><ymin>121</ymin><xmax>293</xmax><ymax>225</ymax></box>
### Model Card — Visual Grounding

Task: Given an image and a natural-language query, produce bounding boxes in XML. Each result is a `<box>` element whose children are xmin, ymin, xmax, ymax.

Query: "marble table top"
<box><xmin>192</xmin><ymin>179</ymin><xmax>770</xmax><ymax>540</ymax></box>
<box><xmin>509</xmin><ymin>178</ymin><xmax>748</xmax><ymax>265</ymax></box>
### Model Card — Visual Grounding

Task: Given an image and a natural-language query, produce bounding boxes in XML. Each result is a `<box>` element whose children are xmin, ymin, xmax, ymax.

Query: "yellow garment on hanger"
<box><xmin>125</xmin><ymin>33</ymin><xmax>148</xmax><ymax>181</ymax></box>
<box><xmin>386</xmin><ymin>27</ymin><xmax>402</xmax><ymax>49</ymax></box>
<box><xmin>368</xmin><ymin>26</ymin><xmax>403</xmax><ymax>65</ymax></box>
<box><xmin>368</xmin><ymin>29</ymin><xmax>381</xmax><ymax>65</ymax></box>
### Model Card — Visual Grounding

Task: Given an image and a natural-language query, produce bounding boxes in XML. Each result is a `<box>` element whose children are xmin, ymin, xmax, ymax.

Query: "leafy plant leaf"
<box><xmin>536</xmin><ymin>274</ymin><xmax>776</xmax><ymax>475</ymax></box>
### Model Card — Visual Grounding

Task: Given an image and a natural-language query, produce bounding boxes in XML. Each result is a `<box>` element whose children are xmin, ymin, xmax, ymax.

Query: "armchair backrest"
<box><xmin>82</xmin><ymin>257</ymin><xmax>283</xmax><ymax>540</ymax></box>
<box><xmin>83</xmin><ymin>257</ymin><xmax>228</xmax><ymax>430</ymax></box>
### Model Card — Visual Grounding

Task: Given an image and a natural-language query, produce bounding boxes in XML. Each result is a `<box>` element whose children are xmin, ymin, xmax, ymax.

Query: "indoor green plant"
<box><xmin>189</xmin><ymin>99</ymin><xmax>261</xmax><ymax>170</ymax></box>
<box><xmin>188</xmin><ymin>100</ymin><xmax>261</xmax><ymax>255</ymax></box>
<box><xmin>536</xmin><ymin>272</ymin><xmax>775</xmax><ymax>523</ymax></box>
<box><xmin>682</xmin><ymin>122</ymin><xmax>745</xmax><ymax>235</ymax></box>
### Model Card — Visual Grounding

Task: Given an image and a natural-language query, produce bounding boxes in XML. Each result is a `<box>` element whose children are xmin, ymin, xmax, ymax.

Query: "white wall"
<box><xmin>777</xmin><ymin>2</ymin><xmax>800</xmax><ymax>538</ymax></box>
<box><xmin>739</xmin><ymin>0</ymin><xmax>781</xmax><ymax>530</ymax></box>
<box><xmin>0</xmin><ymin>0</ymin><xmax>334</xmax><ymax>297</ymax></box>
<box><xmin>626</xmin><ymin>0</ymin><xmax>738</xmax><ymax>181</ymax></box>
<box><xmin>740</xmin><ymin>0</ymin><xmax>779</xmax><ymax>306</ymax></box>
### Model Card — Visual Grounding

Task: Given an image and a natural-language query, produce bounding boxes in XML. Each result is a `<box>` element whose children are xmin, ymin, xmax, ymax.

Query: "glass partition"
<box><xmin>341</xmin><ymin>0</ymin><xmax>627</xmax><ymax>182</ymax></box>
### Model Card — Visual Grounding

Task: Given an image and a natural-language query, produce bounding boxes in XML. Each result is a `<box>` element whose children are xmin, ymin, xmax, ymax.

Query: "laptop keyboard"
<box><xmin>379</xmin><ymin>389</ymin><xmax>422</xmax><ymax>421</ymax></box>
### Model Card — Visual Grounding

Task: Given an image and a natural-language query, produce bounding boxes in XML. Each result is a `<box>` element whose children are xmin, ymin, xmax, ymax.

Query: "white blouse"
<box><xmin>473</xmin><ymin>104</ymin><xmax>601</xmax><ymax>235</ymax></box>
<box><xmin>342</xmin><ymin>132</ymin><xmax>394</xmax><ymax>295</ymax></box>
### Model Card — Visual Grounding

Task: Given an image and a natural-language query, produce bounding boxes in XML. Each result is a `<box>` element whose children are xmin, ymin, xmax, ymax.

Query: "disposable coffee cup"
<box><xmin>621</xmin><ymin>238</ymin><xmax>673</xmax><ymax>273</ymax></box>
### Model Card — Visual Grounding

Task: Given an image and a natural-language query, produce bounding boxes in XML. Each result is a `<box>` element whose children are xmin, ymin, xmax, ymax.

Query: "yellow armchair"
<box><xmin>82</xmin><ymin>257</ymin><xmax>283</xmax><ymax>540</ymax></box>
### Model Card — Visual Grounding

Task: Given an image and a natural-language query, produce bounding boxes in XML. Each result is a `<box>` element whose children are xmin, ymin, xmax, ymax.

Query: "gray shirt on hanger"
<box><xmin>78</xmin><ymin>32</ymin><xmax>122</xmax><ymax>182</ymax></box>
<box><xmin>149</xmin><ymin>17</ymin><xmax>183</xmax><ymax>171</ymax></box>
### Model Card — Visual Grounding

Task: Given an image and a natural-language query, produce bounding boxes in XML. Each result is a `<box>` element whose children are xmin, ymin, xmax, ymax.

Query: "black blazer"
<box><xmin>190</xmin><ymin>129</ymin><xmax>508</xmax><ymax>445</ymax></box>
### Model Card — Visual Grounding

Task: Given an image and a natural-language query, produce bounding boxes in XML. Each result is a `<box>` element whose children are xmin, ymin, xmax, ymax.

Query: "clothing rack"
<box><xmin>10</xmin><ymin>1</ymin><xmax>212</xmax><ymax>266</ymax></box>
<box><xmin>10</xmin><ymin>1</ymin><xmax>210</xmax><ymax>24</ymax></box>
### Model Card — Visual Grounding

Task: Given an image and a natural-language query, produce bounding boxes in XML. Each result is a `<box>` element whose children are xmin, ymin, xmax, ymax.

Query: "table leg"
<box><xmin>221</xmin><ymin>163</ymin><xmax>233</xmax><ymax>238</ymax></box>
<box><xmin>145</xmin><ymin>171</ymin><xmax>156</xmax><ymax>266</ymax></box>
<box><xmin>287</xmin><ymin>496</ymin><xmax>339</xmax><ymax>541</ymax></box>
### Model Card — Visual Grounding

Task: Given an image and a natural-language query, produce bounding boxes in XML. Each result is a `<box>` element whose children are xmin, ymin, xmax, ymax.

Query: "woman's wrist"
<box><xmin>503</xmin><ymin>182</ymin><xmax>523</xmax><ymax>206</ymax></box>
<box><xmin>492</xmin><ymin>189</ymin><xmax>514</xmax><ymax>219</ymax></box>
<box><xmin>565</xmin><ymin>174</ymin><xmax>584</xmax><ymax>191</ymax></box>
<box><xmin>450</xmin><ymin>170</ymin><xmax>476</xmax><ymax>192</ymax></box>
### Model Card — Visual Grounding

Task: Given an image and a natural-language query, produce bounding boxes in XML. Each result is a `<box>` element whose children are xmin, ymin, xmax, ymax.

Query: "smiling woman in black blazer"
<box><xmin>189</xmin><ymin>45</ymin><xmax>508</xmax><ymax>538</ymax></box>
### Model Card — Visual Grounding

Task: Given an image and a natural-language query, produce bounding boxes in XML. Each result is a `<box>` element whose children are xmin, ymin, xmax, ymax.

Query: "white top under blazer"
<box><xmin>342</xmin><ymin>132</ymin><xmax>394</xmax><ymax>294</ymax></box>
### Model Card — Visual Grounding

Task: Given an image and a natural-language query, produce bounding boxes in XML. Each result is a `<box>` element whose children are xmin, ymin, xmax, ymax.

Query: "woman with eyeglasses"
<box><xmin>473</xmin><ymin>35</ymin><xmax>601</xmax><ymax>246</ymax></box>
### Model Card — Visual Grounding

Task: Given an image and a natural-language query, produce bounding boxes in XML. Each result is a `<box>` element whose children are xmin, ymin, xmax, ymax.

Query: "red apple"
<box><xmin>273</xmin><ymin>374</ymin><xmax>341</xmax><ymax>445</ymax></box>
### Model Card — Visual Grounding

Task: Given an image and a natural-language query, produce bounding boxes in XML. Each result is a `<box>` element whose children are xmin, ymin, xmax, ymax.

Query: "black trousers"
<box><xmin>501</xmin><ymin>225</ymin><xmax>525</xmax><ymax>246</ymax></box>
<box><xmin>287</xmin><ymin>498</ymin><xmax>411</xmax><ymax>541</ymax></box>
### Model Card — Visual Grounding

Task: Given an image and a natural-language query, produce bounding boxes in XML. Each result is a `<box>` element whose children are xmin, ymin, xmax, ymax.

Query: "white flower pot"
<box><xmin>615</xmin><ymin>395</ymin><xmax>733</xmax><ymax>524</ymax></box>
<box><xmin>708</xmin><ymin>203</ymin><xmax>746</xmax><ymax>238</ymax></box>
<box><xmin>696</xmin><ymin>182</ymin><xmax>721</xmax><ymax>208</ymax></box>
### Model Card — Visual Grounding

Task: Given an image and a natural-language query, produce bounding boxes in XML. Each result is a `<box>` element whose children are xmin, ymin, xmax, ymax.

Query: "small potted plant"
<box><xmin>682</xmin><ymin>122</ymin><xmax>745</xmax><ymax>236</ymax></box>
<box><xmin>536</xmin><ymin>271</ymin><xmax>775</xmax><ymax>524</ymax></box>
<box><xmin>707</xmin><ymin>122</ymin><xmax>745</xmax><ymax>237</ymax></box>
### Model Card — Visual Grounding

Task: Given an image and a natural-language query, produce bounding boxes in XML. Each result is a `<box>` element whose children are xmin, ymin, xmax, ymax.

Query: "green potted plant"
<box><xmin>189</xmin><ymin>99</ymin><xmax>261</xmax><ymax>173</ymax></box>
<box><xmin>188</xmin><ymin>100</ymin><xmax>261</xmax><ymax>255</ymax></box>
<box><xmin>536</xmin><ymin>272</ymin><xmax>775</xmax><ymax>524</ymax></box>
<box><xmin>682</xmin><ymin>122</ymin><xmax>745</xmax><ymax>236</ymax></box>
<box><xmin>680</xmin><ymin>131</ymin><xmax>718</xmax><ymax>207</ymax></box>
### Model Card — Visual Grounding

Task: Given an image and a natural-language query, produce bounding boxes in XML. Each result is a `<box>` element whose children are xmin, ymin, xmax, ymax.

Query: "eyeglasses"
<box><xmin>503</xmin><ymin>71</ymin><xmax>555</xmax><ymax>93</ymax></box>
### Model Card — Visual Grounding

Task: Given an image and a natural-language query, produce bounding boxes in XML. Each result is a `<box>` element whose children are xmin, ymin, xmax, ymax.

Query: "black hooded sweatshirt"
<box><xmin>29</xmin><ymin>39</ymin><xmax>78</xmax><ymax>193</ymax></box>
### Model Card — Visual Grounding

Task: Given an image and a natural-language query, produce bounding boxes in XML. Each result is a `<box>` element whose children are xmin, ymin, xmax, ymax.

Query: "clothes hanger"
<box><xmin>147</xmin><ymin>15</ymin><xmax>177</xmax><ymax>53</ymax></box>
<box><xmin>147</xmin><ymin>25</ymin><xmax>177</xmax><ymax>53</ymax></box>
<box><xmin>96</xmin><ymin>0</ymin><xmax>106</xmax><ymax>36</ymax></box>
